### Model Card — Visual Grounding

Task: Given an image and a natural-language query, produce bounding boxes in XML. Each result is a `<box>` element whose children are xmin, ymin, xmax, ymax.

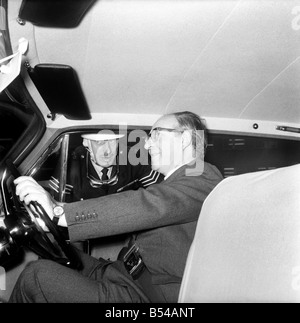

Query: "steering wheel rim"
<box><xmin>3</xmin><ymin>159</ymin><xmax>82</xmax><ymax>270</ymax></box>
<box><xmin>28</xmin><ymin>201</ymin><xmax>83</xmax><ymax>269</ymax></box>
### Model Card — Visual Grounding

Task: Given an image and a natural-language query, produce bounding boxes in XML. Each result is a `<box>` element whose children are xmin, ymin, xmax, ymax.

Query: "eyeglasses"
<box><xmin>145</xmin><ymin>127</ymin><xmax>184</xmax><ymax>143</ymax></box>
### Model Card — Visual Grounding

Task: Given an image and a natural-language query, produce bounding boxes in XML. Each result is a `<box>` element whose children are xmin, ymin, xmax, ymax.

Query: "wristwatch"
<box><xmin>53</xmin><ymin>205</ymin><xmax>65</xmax><ymax>225</ymax></box>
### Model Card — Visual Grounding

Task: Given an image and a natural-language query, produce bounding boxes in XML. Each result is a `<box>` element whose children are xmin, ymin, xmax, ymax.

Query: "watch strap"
<box><xmin>52</xmin><ymin>215</ymin><xmax>60</xmax><ymax>225</ymax></box>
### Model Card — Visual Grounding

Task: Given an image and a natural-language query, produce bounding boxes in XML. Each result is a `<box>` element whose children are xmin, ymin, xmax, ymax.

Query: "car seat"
<box><xmin>179</xmin><ymin>164</ymin><xmax>300</xmax><ymax>303</ymax></box>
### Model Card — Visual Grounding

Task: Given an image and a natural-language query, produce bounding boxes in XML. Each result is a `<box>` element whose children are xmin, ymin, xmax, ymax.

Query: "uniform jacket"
<box><xmin>49</xmin><ymin>145</ymin><xmax>163</xmax><ymax>202</ymax></box>
<box><xmin>65</xmin><ymin>161</ymin><xmax>223</xmax><ymax>302</ymax></box>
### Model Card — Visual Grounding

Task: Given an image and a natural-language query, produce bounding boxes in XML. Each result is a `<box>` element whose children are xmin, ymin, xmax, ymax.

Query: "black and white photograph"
<box><xmin>0</xmin><ymin>0</ymin><xmax>300</xmax><ymax>307</ymax></box>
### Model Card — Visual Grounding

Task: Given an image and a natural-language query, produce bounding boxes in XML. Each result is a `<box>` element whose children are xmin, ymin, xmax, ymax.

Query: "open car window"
<box><xmin>27</xmin><ymin>129</ymin><xmax>152</xmax><ymax>203</ymax></box>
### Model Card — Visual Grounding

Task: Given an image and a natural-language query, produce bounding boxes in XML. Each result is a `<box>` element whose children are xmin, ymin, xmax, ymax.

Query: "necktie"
<box><xmin>101</xmin><ymin>168</ymin><xmax>109</xmax><ymax>181</ymax></box>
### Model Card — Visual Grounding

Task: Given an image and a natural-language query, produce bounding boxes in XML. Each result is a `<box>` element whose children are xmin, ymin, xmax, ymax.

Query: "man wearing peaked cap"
<box><xmin>49</xmin><ymin>129</ymin><xmax>164</xmax><ymax>202</ymax></box>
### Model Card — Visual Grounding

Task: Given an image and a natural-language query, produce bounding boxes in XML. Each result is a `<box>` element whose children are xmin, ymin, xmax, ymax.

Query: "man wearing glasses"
<box><xmin>49</xmin><ymin>131</ymin><xmax>163</xmax><ymax>202</ymax></box>
<box><xmin>10</xmin><ymin>111</ymin><xmax>223</xmax><ymax>303</ymax></box>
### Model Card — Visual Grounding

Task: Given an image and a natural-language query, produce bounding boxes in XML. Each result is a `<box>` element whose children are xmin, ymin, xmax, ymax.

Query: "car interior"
<box><xmin>0</xmin><ymin>0</ymin><xmax>300</xmax><ymax>303</ymax></box>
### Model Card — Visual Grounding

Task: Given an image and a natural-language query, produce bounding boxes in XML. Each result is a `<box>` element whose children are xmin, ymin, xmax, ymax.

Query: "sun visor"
<box><xmin>27</xmin><ymin>64</ymin><xmax>91</xmax><ymax>120</ymax></box>
<box><xmin>18</xmin><ymin>0</ymin><xmax>97</xmax><ymax>28</ymax></box>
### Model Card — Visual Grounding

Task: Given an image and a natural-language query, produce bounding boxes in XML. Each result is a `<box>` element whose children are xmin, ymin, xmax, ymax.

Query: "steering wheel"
<box><xmin>1</xmin><ymin>159</ymin><xmax>82</xmax><ymax>270</ymax></box>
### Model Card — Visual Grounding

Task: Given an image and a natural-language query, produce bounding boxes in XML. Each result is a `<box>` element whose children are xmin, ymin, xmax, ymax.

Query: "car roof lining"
<box><xmin>23</xmin><ymin>0</ymin><xmax>300</xmax><ymax>125</ymax></box>
<box><xmin>5</xmin><ymin>0</ymin><xmax>300</xmax><ymax>140</ymax></box>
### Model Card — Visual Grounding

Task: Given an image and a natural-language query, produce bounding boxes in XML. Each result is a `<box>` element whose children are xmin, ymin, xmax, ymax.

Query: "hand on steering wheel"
<box><xmin>3</xmin><ymin>159</ymin><xmax>82</xmax><ymax>270</ymax></box>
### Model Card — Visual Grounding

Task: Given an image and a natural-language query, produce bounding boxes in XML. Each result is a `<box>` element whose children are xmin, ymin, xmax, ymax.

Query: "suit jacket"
<box><xmin>65</xmin><ymin>161</ymin><xmax>223</xmax><ymax>302</ymax></box>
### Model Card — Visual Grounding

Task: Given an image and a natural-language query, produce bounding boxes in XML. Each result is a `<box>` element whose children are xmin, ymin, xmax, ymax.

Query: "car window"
<box><xmin>27</xmin><ymin>129</ymin><xmax>151</xmax><ymax>203</ymax></box>
<box><xmin>205</xmin><ymin>134</ymin><xmax>300</xmax><ymax>177</ymax></box>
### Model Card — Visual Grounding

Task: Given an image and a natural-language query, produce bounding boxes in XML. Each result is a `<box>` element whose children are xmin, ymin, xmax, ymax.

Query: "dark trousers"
<box><xmin>8</xmin><ymin>251</ymin><xmax>154</xmax><ymax>303</ymax></box>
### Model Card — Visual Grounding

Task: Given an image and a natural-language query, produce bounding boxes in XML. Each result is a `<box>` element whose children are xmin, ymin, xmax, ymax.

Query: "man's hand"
<box><xmin>14</xmin><ymin>176</ymin><xmax>55</xmax><ymax>217</ymax></box>
<box><xmin>14</xmin><ymin>176</ymin><xmax>68</xmax><ymax>227</ymax></box>
<box><xmin>13</xmin><ymin>176</ymin><xmax>69</xmax><ymax>228</ymax></box>
<box><xmin>14</xmin><ymin>176</ymin><xmax>52</xmax><ymax>210</ymax></box>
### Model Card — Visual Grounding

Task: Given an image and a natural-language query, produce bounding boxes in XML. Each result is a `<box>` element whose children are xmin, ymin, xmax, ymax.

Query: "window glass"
<box><xmin>205</xmin><ymin>134</ymin><xmax>300</xmax><ymax>178</ymax></box>
<box><xmin>27</xmin><ymin>129</ymin><xmax>150</xmax><ymax>204</ymax></box>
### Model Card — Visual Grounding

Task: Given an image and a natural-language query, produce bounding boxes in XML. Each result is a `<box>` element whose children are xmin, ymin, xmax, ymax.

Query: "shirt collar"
<box><xmin>164</xmin><ymin>158</ymin><xmax>199</xmax><ymax>180</ymax></box>
<box><xmin>164</xmin><ymin>163</ymin><xmax>188</xmax><ymax>180</ymax></box>
<box><xmin>91</xmin><ymin>161</ymin><xmax>113</xmax><ymax>179</ymax></box>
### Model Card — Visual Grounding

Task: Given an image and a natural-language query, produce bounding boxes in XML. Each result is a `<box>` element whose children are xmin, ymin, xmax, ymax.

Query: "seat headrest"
<box><xmin>179</xmin><ymin>164</ymin><xmax>300</xmax><ymax>303</ymax></box>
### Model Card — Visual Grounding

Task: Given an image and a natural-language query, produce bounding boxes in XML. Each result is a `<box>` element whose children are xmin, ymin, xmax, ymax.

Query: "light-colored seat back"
<box><xmin>179</xmin><ymin>164</ymin><xmax>300</xmax><ymax>303</ymax></box>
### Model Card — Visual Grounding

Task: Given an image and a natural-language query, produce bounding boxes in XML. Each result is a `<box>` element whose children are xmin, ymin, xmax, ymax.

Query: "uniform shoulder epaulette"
<box><xmin>139</xmin><ymin>170</ymin><xmax>162</xmax><ymax>188</ymax></box>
